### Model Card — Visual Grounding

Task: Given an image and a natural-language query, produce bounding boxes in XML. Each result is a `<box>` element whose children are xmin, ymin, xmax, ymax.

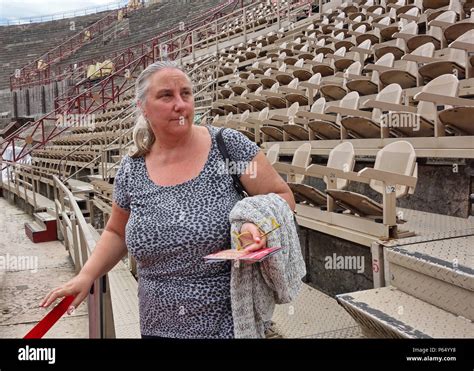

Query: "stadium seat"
<box><xmin>326</xmin><ymin>140</ymin><xmax>417</xmax><ymax>225</ymax></box>
<box><xmin>280</xmin><ymin>142</ymin><xmax>355</xmax><ymax>208</ymax></box>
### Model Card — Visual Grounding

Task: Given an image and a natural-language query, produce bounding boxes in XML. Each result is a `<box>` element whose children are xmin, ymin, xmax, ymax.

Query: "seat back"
<box><xmin>377</xmin><ymin>16</ymin><xmax>391</xmax><ymax>26</ymax></box>
<box><xmin>287</xmin><ymin>102</ymin><xmax>300</xmax><ymax>124</ymax></box>
<box><xmin>258</xmin><ymin>107</ymin><xmax>269</xmax><ymax>120</ymax></box>
<box><xmin>418</xmin><ymin>74</ymin><xmax>459</xmax><ymax>120</ymax></box>
<box><xmin>326</xmin><ymin>142</ymin><xmax>355</xmax><ymax>189</ymax></box>
<box><xmin>313</xmin><ymin>53</ymin><xmax>324</xmax><ymax>63</ymax></box>
<box><xmin>407</xmin><ymin>42</ymin><xmax>435</xmax><ymax>75</ymax></box>
<box><xmin>346</xmin><ymin>61</ymin><xmax>362</xmax><ymax>76</ymax></box>
<box><xmin>400</xmin><ymin>7</ymin><xmax>420</xmax><ymax>27</ymax></box>
<box><xmin>355</xmin><ymin>39</ymin><xmax>372</xmax><ymax>62</ymax></box>
<box><xmin>309</xmin><ymin>72</ymin><xmax>322</xmax><ymax>85</ymax></box>
<box><xmin>292</xmin><ymin>143</ymin><xmax>312</xmax><ymax>183</ymax></box>
<box><xmin>353</xmin><ymin>25</ymin><xmax>366</xmax><ymax>34</ymax></box>
<box><xmin>401</xmin><ymin>21</ymin><xmax>418</xmax><ymax>37</ymax></box>
<box><xmin>452</xmin><ymin>29</ymin><xmax>474</xmax><ymax>43</ymax></box>
<box><xmin>370</xmin><ymin>141</ymin><xmax>417</xmax><ymax>197</ymax></box>
<box><xmin>372</xmin><ymin>53</ymin><xmax>395</xmax><ymax>84</ymax></box>
<box><xmin>295</xmin><ymin>58</ymin><xmax>305</xmax><ymax>68</ymax></box>
<box><xmin>372</xmin><ymin>83</ymin><xmax>402</xmax><ymax>123</ymax></box>
<box><xmin>334</xmin><ymin>46</ymin><xmax>346</xmax><ymax>57</ymax></box>
<box><xmin>288</xmin><ymin>78</ymin><xmax>299</xmax><ymax>89</ymax></box>
<box><xmin>311</xmin><ymin>97</ymin><xmax>326</xmax><ymax>114</ymax></box>
<box><xmin>340</xmin><ymin>91</ymin><xmax>360</xmax><ymax>110</ymax></box>
<box><xmin>429</xmin><ymin>11</ymin><xmax>456</xmax><ymax>38</ymax></box>
<box><xmin>266</xmin><ymin>143</ymin><xmax>280</xmax><ymax>165</ymax></box>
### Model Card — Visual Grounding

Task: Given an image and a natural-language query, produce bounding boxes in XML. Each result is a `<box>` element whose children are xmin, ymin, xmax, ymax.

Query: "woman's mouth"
<box><xmin>170</xmin><ymin>116</ymin><xmax>186</xmax><ymax>125</ymax></box>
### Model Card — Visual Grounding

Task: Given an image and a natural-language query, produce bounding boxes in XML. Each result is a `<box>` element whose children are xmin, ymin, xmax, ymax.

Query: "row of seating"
<box><xmin>207</xmin><ymin>0</ymin><xmax>473</xmax><ymax>141</ymax></box>
<box><xmin>51</xmin><ymin>129</ymin><xmax>132</xmax><ymax>146</ymax></box>
<box><xmin>215</xmin><ymin>73</ymin><xmax>473</xmax><ymax>143</ymax></box>
<box><xmin>269</xmin><ymin>138</ymin><xmax>417</xmax><ymax>235</ymax></box>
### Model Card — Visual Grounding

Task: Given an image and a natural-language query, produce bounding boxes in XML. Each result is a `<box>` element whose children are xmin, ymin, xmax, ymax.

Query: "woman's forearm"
<box><xmin>79</xmin><ymin>230</ymin><xmax>128</xmax><ymax>282</ymax></box>
<box><xmin>277</xmin><ymin>191</ymin><xmax>296</xmax><ymax>211</ymax></box>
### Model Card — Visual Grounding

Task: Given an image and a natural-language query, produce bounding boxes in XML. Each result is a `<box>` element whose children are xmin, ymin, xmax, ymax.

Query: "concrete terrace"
<box><xmin>0</xmin><ymin>197</ymin><xmax>88</xmax><ymax>338</ymax></box>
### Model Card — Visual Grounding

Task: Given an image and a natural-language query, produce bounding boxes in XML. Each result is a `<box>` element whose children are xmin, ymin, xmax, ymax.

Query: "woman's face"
<box><xmin>142</xmin><ymin>68</ymin><xmax>195</xmax><ymax>137</ymax></box>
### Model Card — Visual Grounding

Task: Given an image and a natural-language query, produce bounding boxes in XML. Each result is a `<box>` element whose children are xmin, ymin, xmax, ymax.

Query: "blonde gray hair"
<box><xmin>130</xmin><ymin>61</ymin><xmax>190</xmax><ymax>158</ymax></box>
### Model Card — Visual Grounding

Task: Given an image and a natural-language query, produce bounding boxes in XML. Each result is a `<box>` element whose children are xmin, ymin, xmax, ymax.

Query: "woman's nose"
<box><xmin>173</xmin><ymin>95</ymin><xmax>186</xmax><ymax>111</ymax></box>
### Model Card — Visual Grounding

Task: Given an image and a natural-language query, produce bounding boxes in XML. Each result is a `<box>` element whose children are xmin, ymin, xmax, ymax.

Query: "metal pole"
<box><xmin>287</xmin><ymin>0</ymin><xmax>291</xmax><ymax>23</ymax></box>
<box><xmin>192</xmin><ymin>30</ymin><xmax>195</xmax><ymax>61</ymax></box>
<box><xmin>243</xmin><ymin>7</ymin><xmax>247</xmax><ymax>44</ymax></box>
<box><xmin>277</xmin><ymin>0</ymin><xmax>281</xmax><ymax>29</ymax></box>
<box><xmin>215</xmin><ymin>20</ymin><xmax>219</xmax><ymax>54</ymax></box>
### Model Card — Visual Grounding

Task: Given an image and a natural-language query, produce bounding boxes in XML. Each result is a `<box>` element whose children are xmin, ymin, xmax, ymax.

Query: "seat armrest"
<box><xmin>364</xmin><ymin>63</ymin><xmax>393</xmax><ymax>73</ymax></box>
<box><xmin>260</xmin><ymin>91</ymin><xmax>284</xmax><ymax>98</ymax></box>
<box><xmin>279</xmin><ymin>86</ymin><xmax>303</xmax><ymax>94</ymax></box>
<box><xmin>306</xmin><ymin>164</ymin><xmax>367</xmax><ymax>183</ymax></box>
<box><xmin>398</xmin><ymin>13</ymin><xmax>419</xmax><ymax>22</ymax></box>
<box><xmin>299</xmin><ymin>81</ymin><xmax>321</xmax><ymax>89</ymax></box>
<box><xmin>296</xmin><ymin>111</ymin><xmax>336</xmax><ymax>122</ymax></box>
<box><xmin>273</xmin><ymin>162</ymin><xmax>306</xmax><ymax>175</ymax></box>
<box><xmin>428</xmin><ymin>19</ymin><xmax>452</xmax><ymax>29</ymax></box>
<box><xmin>358</xmin><ymin>168</ymin><xmax>417</xmax><ymax>189</ymax></box>
<box><xmin>414</xmin><ymin>92</ymin><xmax>474</xmax><ymax>107</ymax></box>
<box><xmin>401</xmin><ymin>54</ymin><xmax>438</xmax><ymax>64</ymax></box>
<box><xmin>363</xmin><ymin>100</ymin><xmax>417</xmax><ymax>113</ymax></box>
<box><xmin>392</xmin><ymin>31</ymin><xmax>416</xmax><ymax>41</ymax></box>
<box><xmin>325</xmin><ymin>106</ymin><xmax>373</xmax><ymax>119</ymax></box>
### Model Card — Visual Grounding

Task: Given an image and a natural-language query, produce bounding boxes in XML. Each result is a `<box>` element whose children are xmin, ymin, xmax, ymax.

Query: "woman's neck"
<box><xmin>149</xmin><ymin>126</ymin><xmax>198</xmax><ymax>160</ymax></box>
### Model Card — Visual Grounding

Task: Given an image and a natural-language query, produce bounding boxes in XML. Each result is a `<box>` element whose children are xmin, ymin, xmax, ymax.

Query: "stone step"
<box><xmin>336</xmin><ymin>286</ymin><xmax>474</xmax><ymax>338</ymax></box>
<box><xmin>386</xmin><ymin>235</ymin><xmax>474</xmax><ymax>320</ymax></box>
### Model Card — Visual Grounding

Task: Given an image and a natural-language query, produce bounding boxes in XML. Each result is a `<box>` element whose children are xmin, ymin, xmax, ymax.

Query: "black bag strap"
<box><xmin>216</xmin><ymin>128</ymin><xmax>248</xmax><ymax>198</ymax></box>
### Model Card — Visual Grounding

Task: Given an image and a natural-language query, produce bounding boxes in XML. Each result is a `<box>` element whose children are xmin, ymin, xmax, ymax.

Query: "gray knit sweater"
<box><xmin>229</xmin><ymin>193</ymin><xmax>306</xmax><ymax>338</ymax></box>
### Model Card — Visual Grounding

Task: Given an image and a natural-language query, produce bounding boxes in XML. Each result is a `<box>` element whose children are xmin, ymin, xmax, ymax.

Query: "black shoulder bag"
<box><xmin>216</xmin><ymin>128</ymin><xmax>248</xmax><ymax>198</ymax></box>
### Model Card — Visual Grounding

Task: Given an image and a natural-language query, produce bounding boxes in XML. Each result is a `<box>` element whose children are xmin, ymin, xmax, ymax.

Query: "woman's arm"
<box><xmin>41</xmin><ymin>203</ymin><xmax>130</xmax><ymax>310</ymax></box>
<box><xmin>236</xmin><ymin>151</ymin><xmax>296</xmax><ymax>253</ymax></box>
<box><xmin>240</xmin><ymin>151</ymin><xmax>296</xmax><ymax>211</ymax></box>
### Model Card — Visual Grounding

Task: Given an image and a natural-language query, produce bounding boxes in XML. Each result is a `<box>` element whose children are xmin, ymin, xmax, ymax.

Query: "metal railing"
<box><xmin>53</xmin><ymin>175</ymin><xmax>114</xmax><ymax>338</ymax></box>
<box><xmin>1</xmin><ymin>160</ymin><xmax>38</xmax><ymax>211</ymax></box>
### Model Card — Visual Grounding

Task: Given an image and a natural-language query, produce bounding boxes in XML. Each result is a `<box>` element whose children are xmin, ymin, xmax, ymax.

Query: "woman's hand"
<box><xmin>40</xmin><ymin>273</ymin><xmax>95</xmax><ymax>315</ymax></box>
<box><xmin>238</xmin><ymin>222</ymin><xmax>267</xmax><ymax>252</ymax></box>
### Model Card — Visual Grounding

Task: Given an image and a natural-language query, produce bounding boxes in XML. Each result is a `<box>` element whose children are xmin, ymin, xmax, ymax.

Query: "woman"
<box><xmin>41</xmin><ymin>61</ymin><xmax>295</xmax><ymax>338</ymax></box>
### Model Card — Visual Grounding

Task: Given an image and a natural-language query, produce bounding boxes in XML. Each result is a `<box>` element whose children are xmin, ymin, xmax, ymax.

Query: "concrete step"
<box><xmin>336</xmin><ymin>286</ymin><xmax>474</xmax><ymax>338</ymax></box>
<box><xmin>25</xmin><ymin>212</ymin><xmax>58</xmax><ymax>243</ymax></box>
<box><xmin>66</xmin><ymin>178</ymin><xmax>95</xmax><ymax>194</ymax></box>
<box><xmin>386</xmin><ymin>235</ymin><xmax>474</xmax><ymax>320</ymax></box>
